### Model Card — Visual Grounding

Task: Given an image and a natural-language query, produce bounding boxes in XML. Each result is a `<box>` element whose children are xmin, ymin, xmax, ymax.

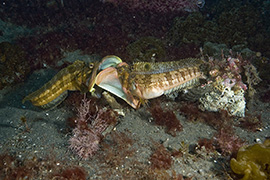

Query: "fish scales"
<box><xmin>127</xmin><ymin>59</ymin><xmax>203</xmax><ymax>99</ymax></box>
<box><xmin>23</xmin><ymin>56</ymin><xmax>204</xmax><ymax>109</ymax></box>
<box><xmin>132</xmin><ymin>58</ymin><xmax>203</xmax><ymax>74</ymax></box>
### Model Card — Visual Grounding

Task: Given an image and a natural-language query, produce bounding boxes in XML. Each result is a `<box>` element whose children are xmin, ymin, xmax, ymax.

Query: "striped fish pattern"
<box><xmin>96</xmin><ymin>58</ymin><xmax>204</xmax><ymax>109</ymax></box>
<box><xmin>22</xmin><ymin>60</ymin><xmax>97</xmax><ymax>109</ymax></box>
<box><xmin>125</xmin><ymin>58</ymin><xmax>204</xmax><ymax>100</ymax></box>
<box><xmin>23</xmin><ymin>56</ymin><xmax>204</xmax><ymax>109</ymax></box>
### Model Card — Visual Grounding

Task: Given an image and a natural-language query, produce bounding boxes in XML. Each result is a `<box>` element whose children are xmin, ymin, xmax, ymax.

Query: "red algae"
<box><xmin>94</xmin><ymin>131</ymin><xmax>144</xmax><ymax>178</ymax></box>
<box><xmin>101</xmin><ymin>131</ymin><xmax>135</xmax><ymax>164</ymax></box>
<box><xmin>0</xmin><ymin>153</ymin><xmax>87</xmax><ymax>180</ymax></box>
<box><xmin>149</xmin><ymin>100</ymin><xmax>183</xmax><ymax>136</ymax></box>
<box><xmin>180</xmin><ymin>102</ymin><xmax>246</xmax><ymax>155</ymax></box>
<box><xmin>179</xmin><ymin>102</ymin><xmax>231</xmax><ymax>130</ymax></box>
<box><xmin>51</xmin><ymin>167</ymin><xmax>87</xmax><ymax>180</ymax></box>
<box><xmin>214</xmin><ymin>127</ymin><xmax>246</xmax><ymax>156</ymax></box>
<box><xmin>69</xmin><ymin>96</ymin><xmax>118</xmax><ymax>159</ymax></box>
<box><xmin>237</xmin><ymin>113</ymin><xmax>262</xmax><ymax>132</ymax></box>
<box><xmin>197</xmin><ymin>138</ymin><xmax>215</xmax><ymax>152</ymax></box>
<box><xmin>150</xmin><ymin>144</ymin><xmax>173</xmax><ymax>170</ymax></box>
<box><xmin>198</xmin><ymin>129</ymin><xmax>246</xmax><ymax>156</ymax></box>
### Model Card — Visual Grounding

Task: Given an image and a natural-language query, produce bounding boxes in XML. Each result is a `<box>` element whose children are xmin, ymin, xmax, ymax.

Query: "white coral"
<box><xmin>199</xmin><ymin>85</ymin><xmax>246</xmax><ymax>117</ymax></box>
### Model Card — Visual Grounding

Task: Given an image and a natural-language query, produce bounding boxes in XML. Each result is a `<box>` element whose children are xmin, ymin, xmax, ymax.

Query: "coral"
<box><xmin>0</xmin><ymin>42</ymin><xmax>30</xmax><ymax>89</ymax></box>
<box><xmin>199</xmin><ymin>57</ymin><xmax>250</xmax><ymax>117</ymax></box>
<box><xmin>149</xmin><ymin>100</ymin><xmax>183</xmax><ymax>137</ymax></box>
<box><xmin>199</xmin><ymin>85</ymin><xmax>246</xmax><ymax>117</ymax></box>
<box><xmin>126</xmin><ymin>36</ymin><xmax>166</xmax><ymax>62</ymax></box>
<box><xmin>69</xmin><ymin>97</ymin><xmax>118</xmax><ymax>159</ymax></box>
<box><xmin>230</xmin><ymin>139</ymin><xmax>270</xmax><ymax>180</ymax></box>
<box><xmin>198</xmin><ymin>55</ymin><xmax>261</xmax><ymax>117</ymax></box>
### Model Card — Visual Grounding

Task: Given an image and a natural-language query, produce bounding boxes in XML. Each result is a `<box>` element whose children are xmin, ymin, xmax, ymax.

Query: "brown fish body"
<box><xmin>117</xmin><ymin>58</ymin><xmax>204</xmax><ymax>101</ymax></box>
<box><xmin>24</xmin><ymin>56</ymin><xmax>204</xmax><ymax>109</ymax></box>
<box><xmin>22</xmin><ymin>60</ymin><xmax>95</xmax><ymax>108</ymax></box>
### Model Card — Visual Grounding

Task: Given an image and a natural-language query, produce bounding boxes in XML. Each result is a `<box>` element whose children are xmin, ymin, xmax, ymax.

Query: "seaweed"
<box><xmin>150</xmin><ymin>143</ymin><xmax>173</xmax><ymax>170</ymax></box>
<box><xmin>180</xmin><ymin>102</ymin><xmax>246</xmax><ymax>155</ymax></box>
<box><xmin>230</xmin><ymin>139</ymin><xmax>270</xmax><ymax>180</ymax></box>
<box><xmin>149</xmin><ymin>100</ymin><xmax>183</xmax><ymax>136</ymax></box>
<box><xmin>237</xmin><ymin>113</ymin><xmax>262</xmax><ymax>132</ymax></box>
<box><xmin>51</xmin><ymin>167</ymin><xmax>87</xmax><ymax>180</ymax></box>
<box><xmin>0</xmin><ymin>153</ymin><xmax>87</xmax><ymax>180</ymax></box>
<box><xmin>179</xmin><ymin>102</ymin><xmax>228</xmax><ymax>130</ymax></box>
<box><xmin>197</xmin><ymin>138</ymin><xmax>215</xmax><ymax>152</ymax></box>
<box><xmin>69</xmin><ymin>96</ymin><xmax>118</xmax><ymax>159</ymax></box>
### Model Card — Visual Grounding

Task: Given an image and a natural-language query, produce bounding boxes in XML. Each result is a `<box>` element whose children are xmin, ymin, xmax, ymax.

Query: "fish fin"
<box><xmin>40</xmin><ymin>91</ymin><xmax>68</xmax><ymax>109</ymax></box>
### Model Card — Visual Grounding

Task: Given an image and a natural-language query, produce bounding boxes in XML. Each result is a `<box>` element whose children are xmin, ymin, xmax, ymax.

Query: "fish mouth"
<box><xmin>96</xmin><ymin>66</ymin><xmax>140</xmax><ymax>109</ymax></box>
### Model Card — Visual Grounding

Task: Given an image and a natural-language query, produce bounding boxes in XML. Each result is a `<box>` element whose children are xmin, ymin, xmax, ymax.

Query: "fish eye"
<box><xmin>144</xmin><ymin>63</ymin><xmax>151</xmax><ymax>70</ymax></box>
<box><xmin>88</xmin><ymin>63</ymin><xmax>94</xmax><ymax>68</ymax></box>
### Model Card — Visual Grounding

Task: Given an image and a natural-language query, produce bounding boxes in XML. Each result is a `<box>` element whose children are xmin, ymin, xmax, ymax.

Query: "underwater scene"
<box><xmin>0</xmin><ymin>0</ymin><xmax>270</xmax><ymax>179</ymax></box>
